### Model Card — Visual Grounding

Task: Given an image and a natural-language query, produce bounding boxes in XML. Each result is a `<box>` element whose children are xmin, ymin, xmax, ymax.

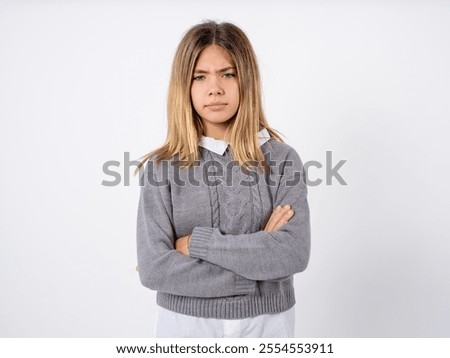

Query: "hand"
<box><xmin>175</xmin><ymin>233</ymin><xmax>191</xmax><ymax>256</ymax></box>
<box><xmin>264</xmin><ymin>204</ymin><xmax>294</xmax><ymax>233</ymax></box>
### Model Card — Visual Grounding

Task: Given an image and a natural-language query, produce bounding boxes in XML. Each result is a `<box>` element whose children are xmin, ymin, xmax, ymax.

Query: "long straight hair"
<box><xmin>134</xmin><ymin>20</ymin><xmax>285</xmax><ymax>176</ymax></box>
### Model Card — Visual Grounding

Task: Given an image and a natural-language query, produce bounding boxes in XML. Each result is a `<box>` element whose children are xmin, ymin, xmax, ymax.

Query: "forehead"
<box><xmin>195</xmin><ymin>44</ymin><xmax>234</xmax><ymax>68</ymax></box>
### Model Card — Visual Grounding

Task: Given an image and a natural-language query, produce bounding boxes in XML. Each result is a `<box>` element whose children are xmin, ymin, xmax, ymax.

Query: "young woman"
<box><xmin>135</xmin><ymin>20</ymin><xmax>311</xmax><ymax>338</ymax></box>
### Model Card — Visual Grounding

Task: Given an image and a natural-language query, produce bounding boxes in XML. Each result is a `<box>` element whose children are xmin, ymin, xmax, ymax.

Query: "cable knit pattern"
<box><xmin>249</xmin><ymin>173</ymin><xmax>264</xmax><ymax>232</ymax></box>
<box><xmin>221</xmin><ymin>165</ymin><xmax>252</xmax><ymax>234</ymax></box>
<box><xmin>206</xmin><ymin>151</ymin><xmax>221</xmax><ymax>228</ymax></box>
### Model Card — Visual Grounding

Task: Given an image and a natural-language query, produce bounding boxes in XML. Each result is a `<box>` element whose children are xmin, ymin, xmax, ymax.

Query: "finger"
<box><xmin>264</xmin><ymin>205</ymin><xmax>291</xmax><ymax>232</ymax></box>
<box><xmin>273</xmin><ymin>208</ymin><xmax>294</xmax><ymax>231</ymax></box>
<box><xmin>282</xmin><ymin>208</ymin><xmax>294</xmax><ymax>221</ymax></box>
<box><xmin>265</xmin><ymin>204</ymin><xmax>289</xmax><ymax>231</ymax></box>
<box><xmin>271</xmin><ymin>205</ymin><xmax>291</xmax><ymax>226</ymax></box>
<box><xmin>263</xmin><ymin>204</ymin><xmax>283</xmax><ymax>231</ymax></box>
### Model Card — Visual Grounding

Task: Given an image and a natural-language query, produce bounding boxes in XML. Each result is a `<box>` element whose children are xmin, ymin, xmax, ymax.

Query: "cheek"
<box><xmin>232</xmin><ymin>85</ymin><xmax>240</xmax><ymax>108</ymax></box>
<box><xmin>190</xmin><ymin>87</ymin><xmax>201</xmax><ymax>110</ymax></box>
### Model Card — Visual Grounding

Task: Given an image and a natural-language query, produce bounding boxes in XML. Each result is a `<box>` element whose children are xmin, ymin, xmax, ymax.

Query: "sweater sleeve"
<box><xmin>188</xmin><ymin>147</ymin><xmax>311</xmax><ymax>281</ymax></box>
<box><xmin>136</xmin><ymin>160</ymin><xmax>257</xmax><ymax>298</ymax></box>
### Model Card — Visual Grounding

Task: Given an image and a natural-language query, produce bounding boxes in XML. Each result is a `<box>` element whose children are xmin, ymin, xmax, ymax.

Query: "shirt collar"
<box><xmin>198</xmin><ymin>128</ymin><xmax>271</xmax><ymax>156</ymax></box>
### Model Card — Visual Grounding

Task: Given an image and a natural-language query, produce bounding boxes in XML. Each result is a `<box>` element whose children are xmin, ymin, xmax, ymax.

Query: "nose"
<box><xmin>208</xmin><ymin>76</ymin><xmax>224</xmax><ymax>96</ymax></box>
<box><xmin>209</xmin><ymin>88</ymin><xmax>223</xmax><ymax>95</ymax></box>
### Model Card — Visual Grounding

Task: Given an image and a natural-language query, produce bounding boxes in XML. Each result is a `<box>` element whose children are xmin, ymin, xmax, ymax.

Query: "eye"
<box><xmin>223</xmin><ymin>73</ymin><xmax>236</xmax><ymax>78</ymax></box>
<box><xmin>193</xmin><ymin>75</ymin><xmax>205</xmax><ymax>81</ymax></box>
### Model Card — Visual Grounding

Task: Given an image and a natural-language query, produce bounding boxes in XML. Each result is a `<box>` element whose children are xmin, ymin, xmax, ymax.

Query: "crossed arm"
<box><xmin>175</xmin><ymin>204</ymin><xmax>295</xmax><ymax>255</ymax></box>
<box><xmin>173</xmin><ymin>148</ymin><xmax>310</xmax><ymax>281</ymax></box>
<box><xmin>137</xmin><ymin>148</ymin><xmax>310</xmax><ymax>295</ymax></box>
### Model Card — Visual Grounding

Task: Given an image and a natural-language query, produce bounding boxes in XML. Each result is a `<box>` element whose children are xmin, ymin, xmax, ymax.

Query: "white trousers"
<box><xmin>154</xmin><ymin>305</ymin><xmax>296</xmax><ymax>338</ymax></box>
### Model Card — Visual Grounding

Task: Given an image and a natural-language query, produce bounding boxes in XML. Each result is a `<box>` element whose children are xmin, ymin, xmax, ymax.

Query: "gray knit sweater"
<box><xmin>136</xmin><ymin>138</ymin><xmax>311</xmax><ymax>319</ymax></box>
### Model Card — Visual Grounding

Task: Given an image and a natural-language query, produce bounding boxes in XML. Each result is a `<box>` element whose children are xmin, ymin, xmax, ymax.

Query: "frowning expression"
<box><xmin>190</xmin><ymin>45</ymin><xmax>240</xmax><ymax>132</ymax></box>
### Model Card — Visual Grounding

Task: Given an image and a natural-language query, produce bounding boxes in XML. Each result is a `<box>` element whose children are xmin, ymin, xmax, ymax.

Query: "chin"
<box><xmin>203</xmin><ymin>116</ymin><xmax>234</xmax><ymax>124</ymax></box>
<box><xmin>198</xmin><ymin>109</ymin><xmax>238</xmax><ymax>126</ymax></box>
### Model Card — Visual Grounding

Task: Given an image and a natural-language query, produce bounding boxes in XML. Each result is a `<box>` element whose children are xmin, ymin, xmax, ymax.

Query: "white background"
<box><xmin>0</xmin><ymin>0</ymin><xmax>449</xmax><ymax>338</ymax></box>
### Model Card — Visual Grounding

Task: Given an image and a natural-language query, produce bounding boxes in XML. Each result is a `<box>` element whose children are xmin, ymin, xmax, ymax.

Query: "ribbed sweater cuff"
<box><xmin>189</xmin><ymin>226</ymin><xmax>215</xmax><ymax>260</ymax></box>
<box><xmin>234</xmin><ymin>275</ymin><xmax>257</xmax><ymax>295</ymax></box>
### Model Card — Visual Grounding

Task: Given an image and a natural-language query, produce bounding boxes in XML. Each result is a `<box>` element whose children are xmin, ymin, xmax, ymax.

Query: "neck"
<box><xmin>202</xmin><ymin>122</ymin><xmax>231</xmax><ymax>141</ymax></box>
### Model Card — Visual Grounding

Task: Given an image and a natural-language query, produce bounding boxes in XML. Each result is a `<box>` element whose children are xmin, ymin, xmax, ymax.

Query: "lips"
<box><xmin>206</xmin><ymin>102</ymin><xmax>227</xmax><ymax>107</ymax></box>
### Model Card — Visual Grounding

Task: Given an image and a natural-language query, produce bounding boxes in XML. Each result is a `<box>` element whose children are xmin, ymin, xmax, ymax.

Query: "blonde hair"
<box><xmin>134</xmin><ymin>20</ymin><xmax>285</xmax><ymax>176</ymax></box>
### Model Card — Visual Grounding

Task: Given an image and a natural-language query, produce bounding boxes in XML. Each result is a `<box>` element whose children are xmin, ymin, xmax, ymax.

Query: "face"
<box><xmin>190</xmin><ymin>44</ymin><xmax>240</xmax><ymax>138</ymax></box>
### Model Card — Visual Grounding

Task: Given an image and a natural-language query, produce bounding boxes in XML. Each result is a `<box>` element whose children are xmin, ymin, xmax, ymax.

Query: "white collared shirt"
<box><xmin>198</xmin><ymin>127</ymin><xmax>271</xmax><ymax>155</ymax></box>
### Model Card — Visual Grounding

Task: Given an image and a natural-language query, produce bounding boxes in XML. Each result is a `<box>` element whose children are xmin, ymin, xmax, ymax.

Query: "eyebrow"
<box><xmin>193</xmin><ymin>66</ymin><xmax>236</xmax><ymax>74</ymax></box>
